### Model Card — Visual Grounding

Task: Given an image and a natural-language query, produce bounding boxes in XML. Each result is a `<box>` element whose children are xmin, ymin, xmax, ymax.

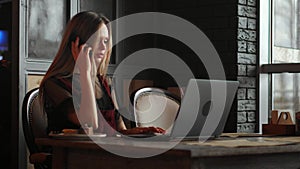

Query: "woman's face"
<box><xmin>93</xmin><ymin>24</ymin><xmax>109</xmax><ymax>67</ymax></box>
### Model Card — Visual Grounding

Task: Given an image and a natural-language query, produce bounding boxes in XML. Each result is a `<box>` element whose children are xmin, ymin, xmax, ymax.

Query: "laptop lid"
<box><xmin>170</xmin><ymin>79</ymin><xmax>239</xmax><ymax>139</ymax></box>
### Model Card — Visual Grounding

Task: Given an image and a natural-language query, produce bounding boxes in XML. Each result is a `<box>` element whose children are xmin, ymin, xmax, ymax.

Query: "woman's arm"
<box><xmin>111</xmin><ymin>88</ymin><xmax>127</xmax><ymax>131</ymax></box>
<box><xmin>72</xmin><ymin>37</ymin><xmax>98</xmax><ymax>129</ymax></box>
<box><xmin>77</xmin><ymin>72</ymin><xmax>98</xmax><ymax>129</ymax></box>
<box><xmin>117</xmin><ymin>116</ymin><xmax>127</xmax><ymax>131</ymax></box>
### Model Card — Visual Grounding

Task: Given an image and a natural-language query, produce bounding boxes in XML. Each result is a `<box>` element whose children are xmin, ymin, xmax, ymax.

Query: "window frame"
<box><xmin>259</xmin><ymin>0</ymin><xmax>300</xmax><ymax>133</ymax></box>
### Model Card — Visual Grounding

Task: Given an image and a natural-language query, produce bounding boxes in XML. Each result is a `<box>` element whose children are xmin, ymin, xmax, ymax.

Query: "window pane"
<box><xmin>273</xmin><ymin>46</ymin><xmax>300</xmax><ymax>63</ymax></box>
<box><xmin>273</xmin><ymin>73</ymin><xmax>300</xmax><ymax>115</ymax></box>
<box><xmin>28</xmin><ymin>0</ymin><xmax>67</xmax><ymax>60</ymax></box>
<box><xmin>80</xmin><ymin>0</ymin><xmax>114</xmax><ymax>19</ymax></box>
<box><xmin>273</xmin><ymin>0</ymin><xmax>300</xmax><ymax>63</ymax></box>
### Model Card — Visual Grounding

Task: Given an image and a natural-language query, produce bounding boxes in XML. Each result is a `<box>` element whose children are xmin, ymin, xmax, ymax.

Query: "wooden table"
<box><xmin>36</xmin><ymin>136</ymin><xmax>300</xmax><ymax>169</ymax></box>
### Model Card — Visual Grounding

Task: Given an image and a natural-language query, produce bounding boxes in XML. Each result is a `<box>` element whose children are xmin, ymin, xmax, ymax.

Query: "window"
<box><xmin>260</xmin><ymin>0</ymin><xmax>300</xmax><ymax>130</ymax></box>
<box><xmin>28</xmin><ymin>0</ymin><xmax>68</xmax><ymax>60</ymax></box>
<box><xmin>273</xmin><ymin>0</ymin><xmax>300</xmax><ymax>63</ymax></box>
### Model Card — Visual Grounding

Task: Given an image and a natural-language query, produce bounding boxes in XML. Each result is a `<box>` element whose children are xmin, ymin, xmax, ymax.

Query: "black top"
<box><xmin>43</xmin><ymin>75</ymin><xmax>119</xmax><ymax>134</ymax></box>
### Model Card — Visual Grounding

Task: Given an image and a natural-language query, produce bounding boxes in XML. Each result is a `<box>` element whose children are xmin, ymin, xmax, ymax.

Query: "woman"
<box><xmin>39</xmin><ymin>11</ymin><xmax>164</xmax><ymax>136</ymax></box>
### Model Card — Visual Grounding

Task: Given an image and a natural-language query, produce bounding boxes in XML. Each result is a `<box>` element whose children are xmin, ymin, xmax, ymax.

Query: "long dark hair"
<box><xmin>39</xmin><ymin>11</ymin><xmax>112</xmax><ymax>105</ymax></box>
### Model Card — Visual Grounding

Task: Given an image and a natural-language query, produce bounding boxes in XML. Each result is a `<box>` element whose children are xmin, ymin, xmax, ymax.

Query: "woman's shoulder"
<box><xmin>43</xmin><ymin>76</ymin><xmax>73</xmax><ymax>105</ymax></box>
<box><xmin>44</xmin><ymin>76</ymin><xmax>72</xmax><ymax>92</ymax></box>
<box><xmin>44</xmin><ymin>77</ymin><xmax>60</xmax><ymax>89</ymax></box>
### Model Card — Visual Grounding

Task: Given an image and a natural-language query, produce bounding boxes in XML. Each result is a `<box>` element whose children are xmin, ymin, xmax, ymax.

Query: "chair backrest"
<box><xmin>133</xmin><ymin>87</ymin><xmax>181</xmax><ymax>134</ymax></box>
<box><xmin>22</xmin><ymin>88</ymin><xmax>48</xmax><ymax>154</ymax></box>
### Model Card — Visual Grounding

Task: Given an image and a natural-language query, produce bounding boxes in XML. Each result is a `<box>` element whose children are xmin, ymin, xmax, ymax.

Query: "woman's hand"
<box><xmin>71</xmin><ymin>37</ymin><xmax>93</xmax><ymax>74</ymax></box>
<box><xmin>119</xmin><ymin>126</ymin><xmax>166</xmax><ymax>135</ymax></box>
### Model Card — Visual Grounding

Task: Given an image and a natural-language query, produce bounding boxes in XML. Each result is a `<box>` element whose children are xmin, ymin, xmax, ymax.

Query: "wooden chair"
<box><xmin>22</xmin><ymin>88</ymin><xmax>51</xmax><ymax>169</ymax></box>
<box><xmin>133</xmin><ymin>87</ymin><xmax>181</xmax><ymax>134</ymax></box>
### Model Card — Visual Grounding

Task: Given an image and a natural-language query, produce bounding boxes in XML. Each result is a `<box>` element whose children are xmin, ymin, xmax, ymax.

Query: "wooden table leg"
<box><xmin>52</xmin><ymin>147</ymin><xmax>67</xmax><ymax>169</ymax></box>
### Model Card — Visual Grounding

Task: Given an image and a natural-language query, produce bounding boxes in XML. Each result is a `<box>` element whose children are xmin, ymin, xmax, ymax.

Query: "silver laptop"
<box><xmin>127</xmin><ymin>78</ymin><xmax>239</xmax><ymax>141</ymax></box>
<box><xmin>169</xmin><ymin>79</ymin><xmax>239</xmax><ymax>140</ymax></box>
